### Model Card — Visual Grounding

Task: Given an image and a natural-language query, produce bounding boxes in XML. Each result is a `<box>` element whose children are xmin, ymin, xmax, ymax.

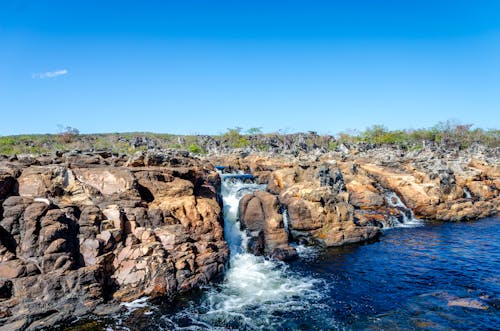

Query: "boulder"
<box><xmin>238</xmin><ymin>191</ymin><xmax>297</xmax><ymax>260</ymax></box>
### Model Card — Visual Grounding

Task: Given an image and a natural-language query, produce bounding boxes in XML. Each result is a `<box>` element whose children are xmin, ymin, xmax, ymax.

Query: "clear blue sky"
<box><xmin>1</xmin><ymin>0</ymin><xmax>499</xmax><ymax>135</ymax></box>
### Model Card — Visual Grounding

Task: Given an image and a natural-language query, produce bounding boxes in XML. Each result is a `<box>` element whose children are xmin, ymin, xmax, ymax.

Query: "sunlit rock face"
<box><xmin>238</xmin><ymin>190</ymin><xmax>297</xmax><ymax>260</ymax></box>
<box><xmin>0</xmin><ymin>151</ymin><xmax>228</xmax><ymax>329</ymax></box>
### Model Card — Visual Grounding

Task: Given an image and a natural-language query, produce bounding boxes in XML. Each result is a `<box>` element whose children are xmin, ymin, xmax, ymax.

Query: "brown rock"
<box><xmin>17</xmin><ymin>165</ymin><xmax>66</xmax><ymax>198</ymax></box>
<box><xmin>239</xmin><ymin>191</ymin><xmax>297</xmax><ymax>260</ymax></box>
<box><xmin>0</xmin><ymin>260</ymin><xmax>26</xmax><ymax>278</ymax></box>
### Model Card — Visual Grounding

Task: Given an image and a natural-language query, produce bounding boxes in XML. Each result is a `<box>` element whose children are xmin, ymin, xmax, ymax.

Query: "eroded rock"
<box><xmin>239</xmin><ymin>191</ymin><xmax>297</xmax><ymax>260</ymax></box>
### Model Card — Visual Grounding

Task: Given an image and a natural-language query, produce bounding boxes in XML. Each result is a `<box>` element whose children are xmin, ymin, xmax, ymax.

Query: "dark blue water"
<box><xmin>293</xmin><ymin>216</ymin><xmax>500</xmax><ymax>330</ymax></box>
<box><xmin>94</xmin><ymin>216</ymin><xmax>500</xmax><ymax>330</ymax></box>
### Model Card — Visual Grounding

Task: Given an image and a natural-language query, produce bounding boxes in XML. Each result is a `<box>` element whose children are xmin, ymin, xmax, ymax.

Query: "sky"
<box><xmin>0</xmin><ymin>0</ymin><xmax>499</xmax><ymax>135</ymax></box>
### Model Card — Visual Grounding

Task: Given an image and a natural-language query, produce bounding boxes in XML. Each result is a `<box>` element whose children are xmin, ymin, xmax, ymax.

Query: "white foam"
<box><xmin>121</xmin><ymin>296</ymin><xmax>149</xmax><ymax>311</ymax></box>
<box><xmin>204</xmin><ymin>172</ymin><xmax>324</xmax><ymax>324</ymax></box>
<box><xmin>293</xmin><ymin>244</ymin><xmax>321</xmax><ymax>260</ymax></box>
<box><xmin>150</xmin><ymin>172</ymin><xmax>328</xmax><ymax>330</ymax></box>
<box><xmin>463</xmin><ymin>187</ymin><xmax>472</xmax><ymax>199</ymax></box>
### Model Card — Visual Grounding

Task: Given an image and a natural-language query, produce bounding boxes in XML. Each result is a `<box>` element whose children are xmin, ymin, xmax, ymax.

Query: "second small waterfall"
<box><xmin>384</xmin><ymin>191</ymin><xmax>424</xmax><ymax>228</ymax></box>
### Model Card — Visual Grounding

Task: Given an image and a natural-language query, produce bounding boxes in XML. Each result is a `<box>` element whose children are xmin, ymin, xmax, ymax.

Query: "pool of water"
<box><xmin>102</xmin><ymin>216</ymin><xmax>499</xmax><ymax>331</ymax></box>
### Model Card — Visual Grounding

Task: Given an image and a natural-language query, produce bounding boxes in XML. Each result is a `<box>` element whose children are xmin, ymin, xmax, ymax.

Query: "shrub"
<box><xmin>222</xmin><ymin>127</ymin><xmax>250</xmax><ymax>148</ymax></box>
<box><xmin>188</xmin><ymin>143</ymin><xmax>205</xmax><ymax>154</ymax></box>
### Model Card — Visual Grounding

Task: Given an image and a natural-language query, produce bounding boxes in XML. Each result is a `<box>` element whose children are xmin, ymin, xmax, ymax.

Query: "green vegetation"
<box><xmin>0</xmin><ymin>121</ymin><xmax>497</xmax><ymax>156</ymax></box>
<box><xmin>336</xmin><ymin>121</ymin><xmax>499</xmax><ymax>150</ymax></box>
<box><xmin>220</xmin><ymin>127</ymin><xmax>251</xmax><ymax>148</ymax></box>
<box><xmin>188</xmin><ymin>143</ymin><xmax>205</xmax><ymax>154</ymax></box>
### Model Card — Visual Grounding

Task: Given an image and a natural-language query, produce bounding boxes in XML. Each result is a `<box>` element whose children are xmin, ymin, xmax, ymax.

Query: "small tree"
<box><xmin>57</xmin><ymin>125</ymin><xmax>80</xmax><ymax>143</ymax></box>
<box><xmin>223</xmin><ymin>127</ymin><xmax>250</xmax><ymax>148</ymax></box>
<box><xmin>246</xmin><ymin>127</ymin><xmax>263</xmax><ymax>135</ymax></box>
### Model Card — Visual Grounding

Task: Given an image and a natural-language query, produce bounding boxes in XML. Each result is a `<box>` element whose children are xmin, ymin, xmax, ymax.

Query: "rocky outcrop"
<box><xmin>0</xmin><ymin>151</ymin><xmax>228</xmax><ymax>329</ymax></box>
<box><xmin>267</xmin><ymin>162</ymin><xmax>381</xmax><ymax>247</ymax></box>
<box><xmin>238</xmin><ymin>191</ymin><xmax>297</xmax><ymax>260</ymax></box>
<box><xmin>218</xmin><ymin>154</ymin><xmax>382</xmax><ymax>252</ymax></box>
<box><xmin>209</xmin><ymin>145</ymin><xmax>499</xmax><ymax>245</ymax></box>
<box><xmin>356</xmin><ymin>159</ymin><xmax>499</xmax><ymax>221</ymax></box>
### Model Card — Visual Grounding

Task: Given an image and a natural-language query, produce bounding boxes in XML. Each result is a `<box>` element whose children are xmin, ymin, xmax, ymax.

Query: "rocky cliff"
<box><xmin>0</xmin><ymin>151</ymin><xmax>228</xmax><ymax>330</ymax></box>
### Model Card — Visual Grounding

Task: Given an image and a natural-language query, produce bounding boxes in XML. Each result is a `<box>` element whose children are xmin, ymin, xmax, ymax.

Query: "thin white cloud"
<box><xmin>32</xmin><ymin>69</ymin><xmax>68</xmax><ymax>79</ymax></box>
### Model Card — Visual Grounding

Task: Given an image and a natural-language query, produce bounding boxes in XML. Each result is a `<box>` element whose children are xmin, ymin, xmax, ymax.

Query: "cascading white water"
<box><xmin>220</xmin><ymin>176</ymin><xmax>264</xmax><ymax>253</ymax></box>
<box><xmin>157</xmin><ymin>172</ymin><xmax>326</xmax><ymax>330</ymax></box>
<box><xmin>384</xmin><ymin>191</ymin><xmax>423</xmax><ymax>228</ymax></box>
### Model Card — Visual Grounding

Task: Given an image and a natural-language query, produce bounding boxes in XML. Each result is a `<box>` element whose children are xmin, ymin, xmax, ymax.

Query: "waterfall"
<box><xmin>162</xmin><ymin>171</ymin><xmax>323</xmax><ymax>329</ymax></box>
<box><xmin>384</xmin><ymin>191</ymin><xmax>423</xmax><ymax>228</ymax></box>
<box><xmin>220</xmin><ymin>174</ymin><xmax>264</xmax><ymax>253</ymax></box>
<box><xmin>463</xmin><ymin>187</ymin><xmax>472</xmax><ymax>199</ymax></box>
<box><xmin>281</xmin><ymin>207</ymin><xmax>290</xmax><ymax>235</ymax></box>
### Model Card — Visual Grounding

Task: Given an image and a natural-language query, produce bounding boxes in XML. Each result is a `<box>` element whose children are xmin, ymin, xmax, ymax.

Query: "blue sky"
<box><xmin>1</xmin><ymin>0</ymin><xmax>499</xmax><ymax>135</ymax></box>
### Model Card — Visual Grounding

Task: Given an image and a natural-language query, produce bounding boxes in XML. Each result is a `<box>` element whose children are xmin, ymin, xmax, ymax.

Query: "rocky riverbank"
<box><xmin>0</xmin><ymin>145</ymin><xmax>498</xmax><ymax>330</ymax></box>
<box><xmin>0</xmin><ymin>151</ymin><xmax>228</xmax><ymax>330</ymax></box>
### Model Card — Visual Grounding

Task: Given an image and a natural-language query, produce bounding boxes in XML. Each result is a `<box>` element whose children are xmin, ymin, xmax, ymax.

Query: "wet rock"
<box><xmin>447</xmin><ymin>298</ymin><xmax>489</xmax><ymax>310</ymax></box>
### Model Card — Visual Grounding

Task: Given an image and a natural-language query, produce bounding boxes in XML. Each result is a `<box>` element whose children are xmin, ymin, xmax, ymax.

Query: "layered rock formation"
<box><xmin>339</xmin><ymin>148</ymin><xmax>500</xmax><ymax>222</ymax></box>
<box><xmin>0</xmin><ymin>151</ymin><xmax>228</xmax><ymax>329</ymax></box>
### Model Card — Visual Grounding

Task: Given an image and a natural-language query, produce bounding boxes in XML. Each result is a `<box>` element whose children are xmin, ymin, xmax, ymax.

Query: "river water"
<box><xmin>84</xmin><ymin>175</ymin><xmax>500</xmax><ymax>331</ymax></box>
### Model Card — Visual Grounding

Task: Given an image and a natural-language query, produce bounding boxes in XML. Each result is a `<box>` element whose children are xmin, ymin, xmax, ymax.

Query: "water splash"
<box><xmin>293</xmin><ymin>243</ymin><xmax>322</xmax><ymax>261</ymax></box>
<box><xmin>109</xmin><ymin>171</ymin><xmax>330</xmax><ymax>330</ymax></box>
<box><xmin>121</xmin><ymin>297</ymin><xmax>150</xmax><ymax>312</ymax></box>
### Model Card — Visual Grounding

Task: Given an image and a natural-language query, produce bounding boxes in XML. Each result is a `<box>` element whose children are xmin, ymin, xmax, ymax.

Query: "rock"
<box><xmin>17</xmin><ymin>165</ymin><xmax>67</xmax><ymax>198</ymax></box>
<box><xmin>286</xmin><ymin>198</ymin><xmax>325</xmax><ymax>231</ymax></box>
<box><xmin>238</xmin><ymin>191</ymin><xmax>297</xmax><ymax>260</ymax></box>
<box><xmin>73</xmin><ymin>167</ymin><xmax>141</xmax><ymax>205</ymax></box>
<box><xmin>134</xmin><ymin>170</ymin><xmax>193</xmax><ymax>200</ymax></box>
<box><xmin>80</xmin><ymin>238</ymin><xmax>100</xmax><ymax>266</ymax></box>
<box><xmin>359</xmin><ymin>161</ymin><xmax>499</xmax><ymax>221</ymax></box>
<box><xmin>0</xmin><ymin>166</ymin><xmax>18</xmax><ymax>199</ymax></box>
<box><xmin>269</xmin><ymin>163</ymin><xmax>381</xmax><ymax>246</ymax></box>
<box><xmin>447</xmin><ymin>298</ymin><xmax>489</xmax><ymax>310</ymax></box>
<box><xmin>125</xmin><ymin>151</ymin><xmax>145</xmax><ymax>167</ymax></box>
<box><xmin>0</xmin><ymin>145</ymin><xmax>497</xmax><ymax>329</ymax></box>
<box><xmin>0</xmin><ymin>260</ymin><xmax>26</xmax><ymax>278</ymax></box>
